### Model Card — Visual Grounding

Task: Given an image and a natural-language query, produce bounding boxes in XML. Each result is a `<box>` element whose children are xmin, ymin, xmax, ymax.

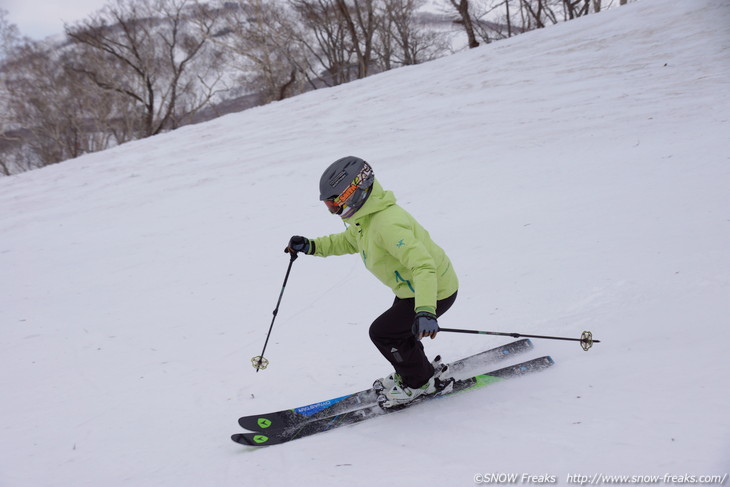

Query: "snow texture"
<box><xmin>1</xmin><ymin>0</ymin><xmax>729</xmax><ymax>485</ymax></box>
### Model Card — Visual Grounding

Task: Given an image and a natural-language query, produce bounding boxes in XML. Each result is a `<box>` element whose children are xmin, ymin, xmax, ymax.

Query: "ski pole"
<box><xmin>438</xmin><ymin>328</ymin><xmax>600</xmax><ymax>351</ymax></box>
<box><xmin>251</xmin><ymin>252</ymin><xmax>298</xmax><ymax>371</ymax></box>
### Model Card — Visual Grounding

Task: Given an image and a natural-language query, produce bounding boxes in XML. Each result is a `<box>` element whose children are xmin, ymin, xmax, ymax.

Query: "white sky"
<box><xmin>1</xmin><ymin>0</ymin><xmax>110</xmax><ymax>39</ymax></box>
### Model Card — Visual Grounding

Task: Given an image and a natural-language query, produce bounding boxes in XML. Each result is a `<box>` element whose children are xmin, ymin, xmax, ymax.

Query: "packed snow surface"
<box><xmin>1</xmin><ymin>0</ymin><xmax>729</xmax><ymax>485</ymax></box>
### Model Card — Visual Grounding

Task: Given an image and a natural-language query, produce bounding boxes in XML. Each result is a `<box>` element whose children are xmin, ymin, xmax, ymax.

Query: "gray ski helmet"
<box><xmin>319</xmin><ymin>156</ymin><xmax>374</xmax><ymax>218</ymax></box>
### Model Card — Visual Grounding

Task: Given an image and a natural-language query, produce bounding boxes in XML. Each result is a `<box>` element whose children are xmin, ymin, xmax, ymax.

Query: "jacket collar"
<box><xmin>343</xmin><ymin>179</ymin><xmax>396</xmax><ymax>224</ymax></box>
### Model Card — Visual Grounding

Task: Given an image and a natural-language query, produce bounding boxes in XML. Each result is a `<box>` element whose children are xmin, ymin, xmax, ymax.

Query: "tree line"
<box><xmin>0</xmin><ymin>0</ymin><xmax>631</xmax><ymax>176</ymax></box>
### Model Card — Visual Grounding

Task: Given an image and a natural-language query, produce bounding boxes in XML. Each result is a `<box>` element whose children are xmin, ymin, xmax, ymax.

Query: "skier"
<box><xmin>285</xmin><ymin>156</ymin><xmax>459</xmax><ymax>408</ymax></box>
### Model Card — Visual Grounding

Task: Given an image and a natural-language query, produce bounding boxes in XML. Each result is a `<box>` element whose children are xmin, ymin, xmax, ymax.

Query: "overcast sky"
<box><xmin>2</xmin><ymin>0</ymin><xmax>110</xmax><ymax>39</ymax></box>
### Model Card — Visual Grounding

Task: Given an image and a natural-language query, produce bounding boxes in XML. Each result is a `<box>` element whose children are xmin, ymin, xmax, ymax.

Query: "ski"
<box><xmin>231</xmin><ymin>355</ymin><xmax>554</xmax><ymax>446</ymax></box>
<box><xmin>237</xmin><ymin>339</ymin><xmax>534</xmax><ymax>433</ymax></box>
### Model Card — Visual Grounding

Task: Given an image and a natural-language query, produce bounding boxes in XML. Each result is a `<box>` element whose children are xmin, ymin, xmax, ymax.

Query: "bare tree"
<box><xmin>518</xmin><ymin>0</ymin><xmax>558</xmax><ymax>29</ymax></box>
<box><xmin>0</xmin><ymin>9</ymin><xmax>22</xmax><ymax>60</ymax></box>
<box><xmin>505</xmin><ymin>0</ymin><xmax>513</xmax><ymax>37</ymax></box>
<box><xmin>284</xmin><ymin>0</ymin><xmax>449</xmax><ymax>86</ymax></box>
<box><xmin>468</xmin><ymin>0</ymin><xmax>606</xmax><ymax>39</ymax></box>
<box><xmin>378</xmin><ymin>0</ymin><xmax>448</xmax><ymax>67</ymax></box>
<box><xmin>336</xmin><ymin>0</ymin><xmax>379</xmax><ymax>78</ymax></box>
<box><xmin>214</xmin><ymin>0</ymin><xmax>448</xmax><ymax>96</ymax></box>
<box><xmin>287</xmin><ymin>0</ymin><xmax>358</xmax><ymax>87</ymax></box>
<box><xmin>563</xmin><ymin>0</ymin><xmax>590</xmax><ymax>19</ymax></box>
<box><xmin>211</xmin><ymin>1</ymin><xmax>306</xmax><ymax>103</ymax></box>
<box><xmin>65</xmin><ymin>0</ymin><xmax>225</xmax><ymax>138</ymax></box>
<box><xmin>449</xmin><ymin>0</ymin><xmax>480</xmax><ymax>48</ymax></box>
<box><xmin>2</xmin><ymin>0</ymin><xmax>229</xmax><ymax>175</ymax></box>
<box><xmin>0</xmin><ymin>9</ymin><xmax>23</xmax><ymax>175</ymax></box>
<box><xmin>469</xmin><ymin>0</ymin><xmax>515</xmax><ymax>44</ymax></box>
<box><xmin>1</xmin><ymin>41</ymin><xmax>124</xmax><ymax>172</ymax></box>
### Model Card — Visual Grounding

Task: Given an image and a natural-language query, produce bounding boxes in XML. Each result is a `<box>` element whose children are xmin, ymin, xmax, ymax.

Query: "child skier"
<box><xmin>285</xmin><ymin>156</ymin><xmax>459</xmax><ymax>408</ymax></box>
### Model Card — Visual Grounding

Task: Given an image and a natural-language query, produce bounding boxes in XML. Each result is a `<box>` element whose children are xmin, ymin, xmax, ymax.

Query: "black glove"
<box><xmin>412</xmin><ymin>311</ymin><xmax>439</xmax><ymax>340</ymax></box>
<box><xmin>285</xmin><ymin>235</ymin><xmax>311</xmax><ymax>255</ymax></box>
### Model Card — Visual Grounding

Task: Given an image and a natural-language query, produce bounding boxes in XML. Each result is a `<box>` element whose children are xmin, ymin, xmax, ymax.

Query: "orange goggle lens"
<box><xmin>324</xmin><ymin>198</ymin><xmax>341</xmax><ymax>214</ymax></box>
<box><xmin>324</xmin><ymin>179</ymin><xmax>362</xmax><ymax>215</ymax></box>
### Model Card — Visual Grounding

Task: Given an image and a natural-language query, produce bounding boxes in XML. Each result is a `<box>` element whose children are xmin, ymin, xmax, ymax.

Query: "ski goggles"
<box><xmin>323</xmin><ymin>180</ymin><xmax>359</xmax><ymax>214</ymax></box>
<box><xmin>323</xmin><ymin>197</ymin><xmax>342</xmax><ymax>214</ymax></box>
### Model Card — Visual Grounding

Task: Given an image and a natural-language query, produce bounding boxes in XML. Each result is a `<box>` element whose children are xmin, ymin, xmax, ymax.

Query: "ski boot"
<box><xmin>373</xmin><ymin>355</ymin><xmax>444</xmax><ymax>392</ymax></box>
<box><xmin>374</xmin><ymin>356</ymin><xmax>455</xmax><ymax>410</ymax></box>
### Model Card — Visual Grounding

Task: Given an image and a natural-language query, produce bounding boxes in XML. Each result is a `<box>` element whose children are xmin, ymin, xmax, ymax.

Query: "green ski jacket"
<box><xmin>310</xmin><ymin>179</ymin><xmax>458</xmax><ymax>315</ymax></box>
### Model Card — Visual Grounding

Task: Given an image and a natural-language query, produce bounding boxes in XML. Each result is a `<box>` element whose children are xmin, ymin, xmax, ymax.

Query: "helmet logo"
<box><xmin>329</xmin><ymin>170</ymin><xmax>348</xmax><ymax>189</ymax></box>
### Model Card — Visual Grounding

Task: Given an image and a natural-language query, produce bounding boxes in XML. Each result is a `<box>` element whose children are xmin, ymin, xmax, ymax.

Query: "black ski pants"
<box><xmin>369</xmin><ymin>291</ymin><xmax>457</xmax><ymax>389</ymax></box>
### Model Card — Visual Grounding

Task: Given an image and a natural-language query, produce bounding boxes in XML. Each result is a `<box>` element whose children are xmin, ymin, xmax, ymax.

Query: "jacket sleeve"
<box><xmin>310</xmin><ymin>227</ymin><xmax>358</xmax><ymax>257</ymax></box>
<box><xmin>380</xmin><ymin>221</ymin><xmax>439</xmax><ymax>315</ymax></box>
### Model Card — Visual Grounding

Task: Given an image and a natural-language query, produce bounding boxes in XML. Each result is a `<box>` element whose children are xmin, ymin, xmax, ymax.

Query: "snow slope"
<box><xmin>1</xmin><ymin>0</ymin><xmax>729</xmax><ymax>485</ymax></box>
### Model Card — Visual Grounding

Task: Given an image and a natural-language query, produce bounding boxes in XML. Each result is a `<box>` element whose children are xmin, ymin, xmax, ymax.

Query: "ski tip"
<box><xmin>231</xmin><ymin>433</ymin><xmax>250</xmax><ymax>446</ymax></box>
<box><xmin>231</xmin><ymin>433</ymin><xmax>269</xmax><ymax>447</ymax></box>
<box><xmin>498</xmin><ymin>338</ymin><xmax>533</xmax><ymax>356</ymax></box>
<box><xmin>231</xmin><ymin>432</ymin><xmax>285</xmax><ymax>447</ymax></box>
<box><xmin>238</xmin><ymin>416</ymin><xmax>275</xmax><ymax>431</ymax></box>
<box><xmin>533</xmin><ymin>355</ymin><xmax>555</xmax><ymax>368</ymax></box>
